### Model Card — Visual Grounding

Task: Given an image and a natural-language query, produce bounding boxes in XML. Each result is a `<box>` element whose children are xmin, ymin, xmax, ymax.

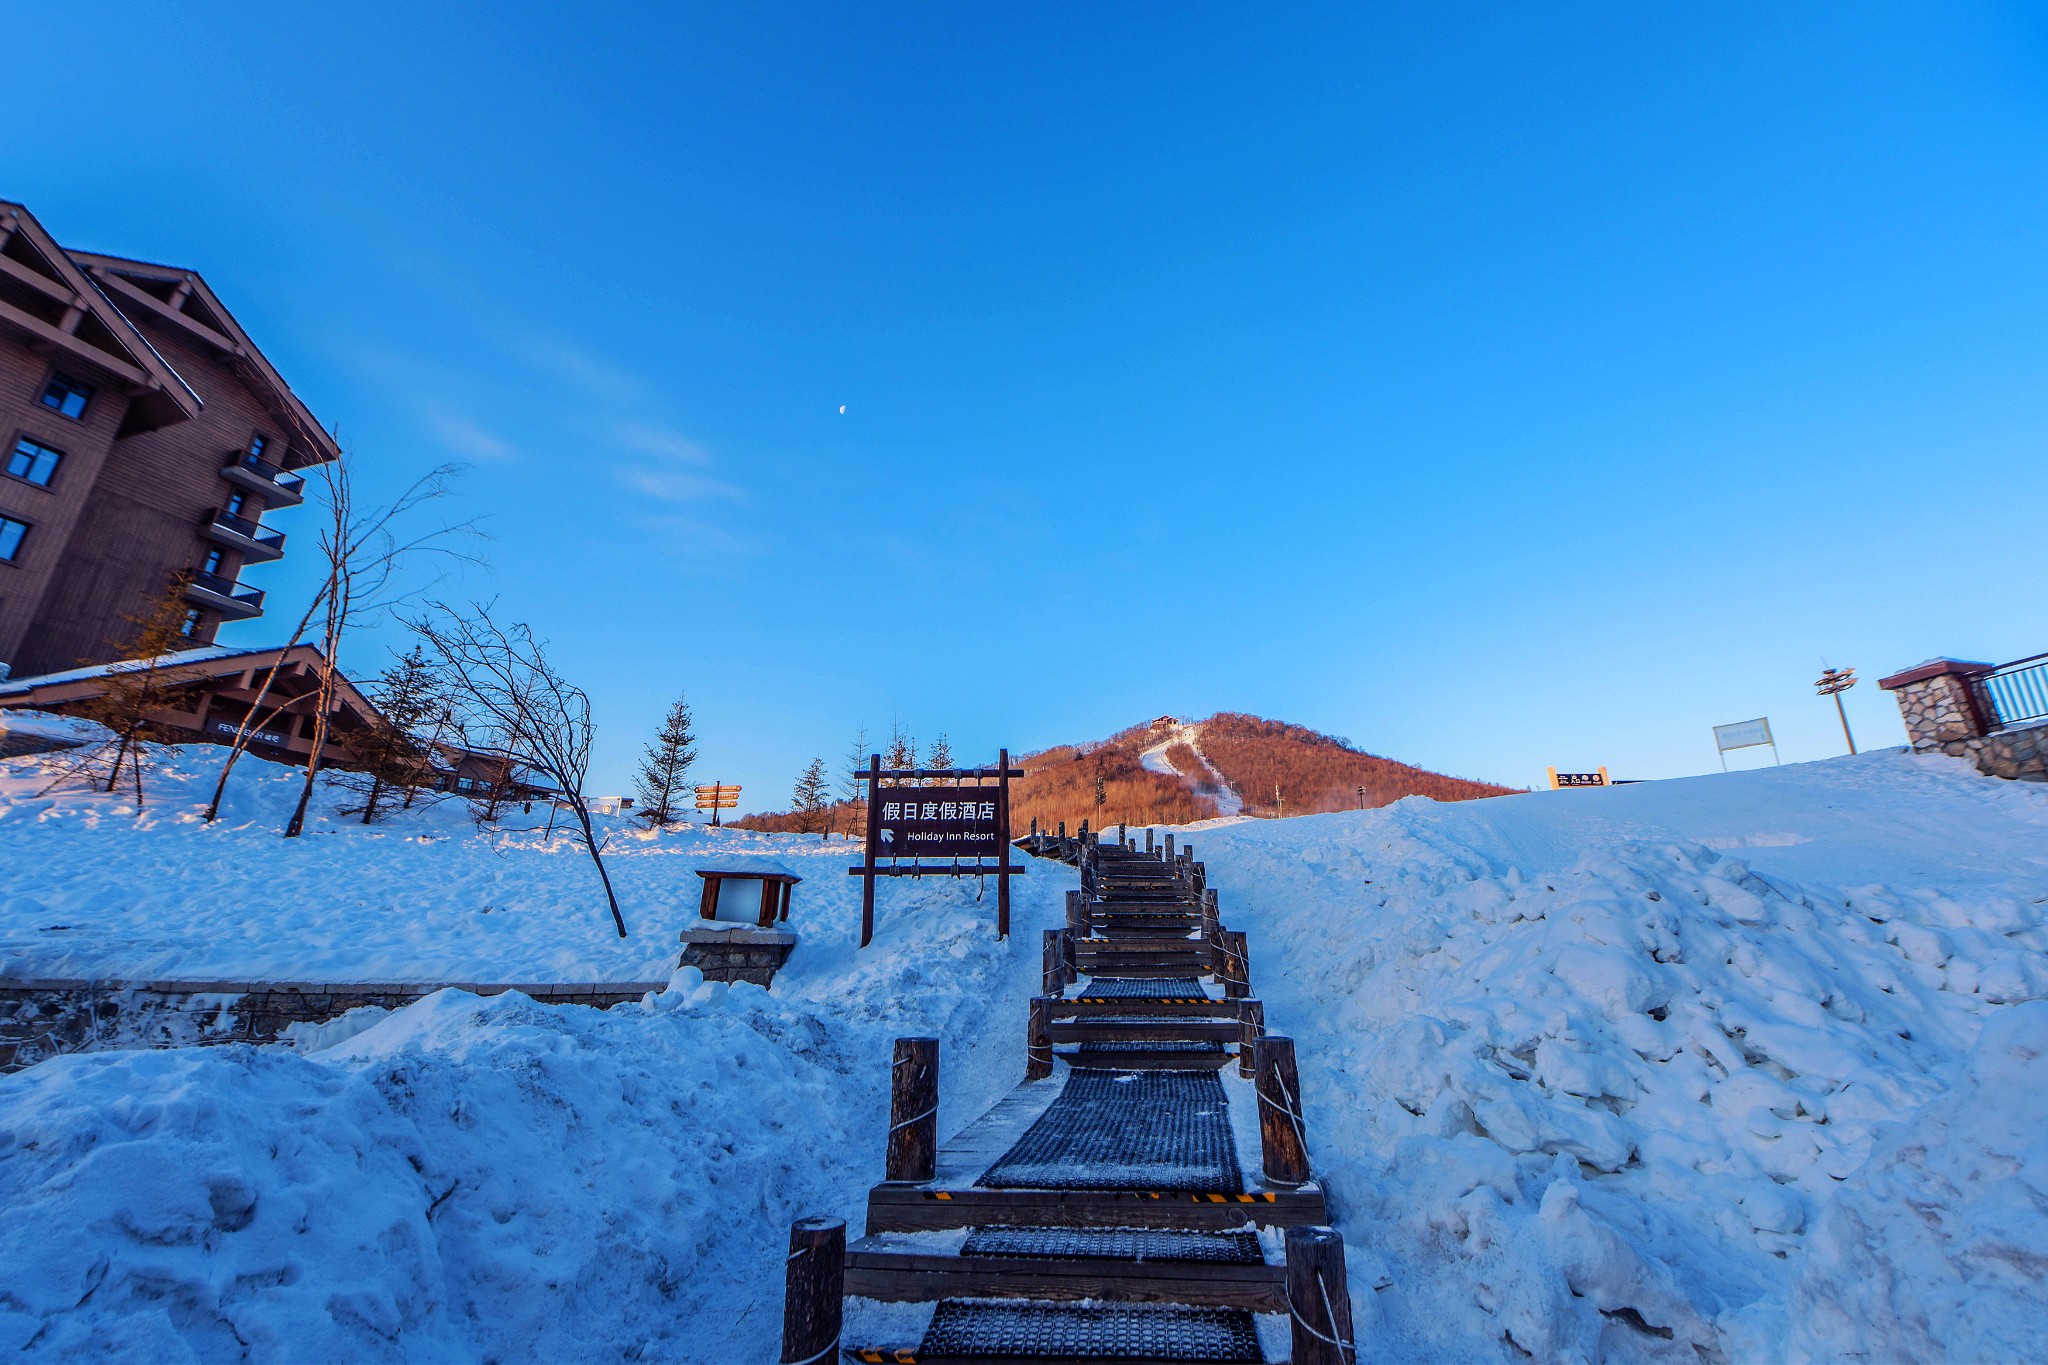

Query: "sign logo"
<box><xmin>1547</xmin><ymin>767</ymin><xmax>1609</xmax><ymax>788</ymax></box>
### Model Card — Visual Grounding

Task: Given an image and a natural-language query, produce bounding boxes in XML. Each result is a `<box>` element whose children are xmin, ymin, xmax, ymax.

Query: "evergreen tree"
<box><xmin>792</xmin><ymin>757</ymin><xmax>831</xmax><ymax>837</ymax></box>
<box><xmin>884</xmin><ymin>722</ymin><xmax>915</xmax><ymax>772</ymax></box>
<box><xmin>55</xmin><ymin>573</ymin><xmax>201</xmax><ymax>807</ymax></box>
<box><xmin>927</xmin><ymin>732</ymin><xmax>953</xmax><ymax>769</ymax></box>
<box><xmin>344</xmin><ymin>646</ymin><xmax>453</xmax><ymax>823</ymax></box>
<box><xmin>635</xmin><ymin>693</ymin><xmax>697</xmax><ymax>825</ymax></box>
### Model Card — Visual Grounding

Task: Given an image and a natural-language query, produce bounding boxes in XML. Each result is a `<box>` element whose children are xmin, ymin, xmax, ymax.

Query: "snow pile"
<box><xmin>1791</xmin><ymin>1001</ymin><xmax>2048</xmax><ymax>1363</ymax></box>
<box><xmin>1181</xmin><ymin>750</ymin><xmax>2048</xmax><ymax>1361</ymax></box>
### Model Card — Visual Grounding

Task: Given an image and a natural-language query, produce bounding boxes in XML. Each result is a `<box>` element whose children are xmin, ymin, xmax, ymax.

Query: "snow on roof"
<box><xmin>692</xmin><ymin>855</ymin><xmax>801</xmax><ymax>881</ymax></box>
<box><xmin>0</xmin><ymin>645</ymin><xmax>250</xmax><ymax>696</ymax></box>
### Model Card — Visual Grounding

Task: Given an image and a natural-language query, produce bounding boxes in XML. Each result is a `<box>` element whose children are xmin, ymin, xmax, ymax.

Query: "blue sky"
<box><xmin>10</xmin><ymin>4</ymin><xmax>2048</xmax><ymax>802</ymax></box>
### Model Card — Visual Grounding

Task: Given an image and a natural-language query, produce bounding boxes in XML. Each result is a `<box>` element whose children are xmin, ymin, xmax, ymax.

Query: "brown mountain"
<box><xmin>735</xmin><ymin>713</ymin><xmax>1516</xmax><ymax>835</ymax></box>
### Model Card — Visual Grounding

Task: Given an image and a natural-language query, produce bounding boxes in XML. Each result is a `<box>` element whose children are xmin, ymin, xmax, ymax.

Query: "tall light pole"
<box><xmin>1816</xmin><ymin>666</ymin><xmax>1858</xmax><ymax>755</ymax></box>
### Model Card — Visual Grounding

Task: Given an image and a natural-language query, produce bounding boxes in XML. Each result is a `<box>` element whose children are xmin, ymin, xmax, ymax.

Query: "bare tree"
<box><xmin>837</xmin><ymin>722</ymin><xmax>868</xmax><ymax>839</ymax></box>
<box><xmin>334</xmin><ymin>645</ymin><xmax>457</xmax><ymax>824</ymax></box>
<box><xmin>282</xmin><ymin>458</ymin><xmax>474</xmax><ymax>839</ymax></box>
<box><xmin>409</xmin><ymin>601</ymin><xmax>627</xmax><ymax>938</ymax></box>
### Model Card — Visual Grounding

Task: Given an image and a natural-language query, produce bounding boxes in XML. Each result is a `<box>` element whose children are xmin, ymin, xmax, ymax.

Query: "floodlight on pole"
<box><xmin>1815</xmin><ymin>666</ymin><xmax>1858</xmax><ymax>755</ymax></box>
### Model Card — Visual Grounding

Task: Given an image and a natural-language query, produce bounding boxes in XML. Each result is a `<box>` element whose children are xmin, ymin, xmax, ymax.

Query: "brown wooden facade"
<box><xmin>0</xmin><ymin>201</ymin><xmax>336</xmax><ymax>680</ymax></box>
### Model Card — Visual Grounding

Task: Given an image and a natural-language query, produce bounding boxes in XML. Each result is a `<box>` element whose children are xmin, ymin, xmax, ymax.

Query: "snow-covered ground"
<box><xmin>3</xmin><ymin>731</ymin><xmax>2046</xmax><ymax>1361</ymax></box>
<box><xmin>1170</xmin><ymin>749</ymin><xmax>2048</xmax><ymax>1362</ymax></box>
<box><xmin>0</xmin><ymin>730</ymin><xmax>1068</xmax><ymax>1360</ymax></box>
<box><xmin>0</xmin><ymin>730</ymin><xmax>901</xmax><ymax>984</ymax></box>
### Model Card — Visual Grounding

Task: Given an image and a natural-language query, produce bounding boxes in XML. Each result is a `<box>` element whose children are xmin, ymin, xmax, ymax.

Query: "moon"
<box><xmin>838</xmin><ymin>405</ymin><xmax>846</xmax><ymax>414</ymax></box>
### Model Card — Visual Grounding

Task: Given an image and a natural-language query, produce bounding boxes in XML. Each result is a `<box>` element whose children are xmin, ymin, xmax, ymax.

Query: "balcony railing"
<box><xmin>202</xmin><ymin>509</ymin><xmax>286</xmax><ymax>561</ymax></box>
<box><xmin>1976</xmin><ymin>653</ymin><xmax>2048</xmax><ymax>729</ymax></box>
<box><xmin>219</xmin><ymin>449</ymin><xmax>306</xmax><ymax>506</ymax></box>
<box><xmin>184</xmin><ymin>570</ymin><xmax>266</xmax><ymax>620</ymax></box>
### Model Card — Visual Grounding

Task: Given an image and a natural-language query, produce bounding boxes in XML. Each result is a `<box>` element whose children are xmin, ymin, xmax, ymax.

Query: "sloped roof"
<box><xmin>0</xmin><ymin>641</ymin><xmax>377</xmax><ymax>721</ymax></box>
<box><xmin>68</xmin><ymin>251</ymin><xmax>341</xmax><ymax>468</ymax></box>
<box><xmin>0</xmin><ymin>201</ymin><xmax>203</xmax><ymax>433</ymax></box>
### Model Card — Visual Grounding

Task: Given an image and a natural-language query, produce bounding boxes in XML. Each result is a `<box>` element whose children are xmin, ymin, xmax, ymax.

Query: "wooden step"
<box><xmin>1057</xmin><ymin>1046</ymin><xmax>1233</xmax><ymax>1070</ymax></box>
<box><xmin>864</xmin><ymin>1183</ymin><xmax>1325</xmax><ymax>1233</ymax></box>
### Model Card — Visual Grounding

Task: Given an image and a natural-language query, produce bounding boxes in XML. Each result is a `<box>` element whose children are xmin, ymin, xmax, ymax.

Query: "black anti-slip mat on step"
<box><xmin>1078</xmin><ymin>977</ymin><xmax>1206</xmax><ymax>999</ymax></box>
<box><xmin>920</xmin><ymin>1300</ymin><xmax>1263</xmax><ymax>1361</ymax></box>
<box><xmin>977</xmin><ymin>1069</ymin><xmax>1241</xmax><ymax>1191</ymax></box>
<box><xmin>961</xmin><ymin>1226</ymin><xmax>1262</xmax><ymax>1264</ymax></box>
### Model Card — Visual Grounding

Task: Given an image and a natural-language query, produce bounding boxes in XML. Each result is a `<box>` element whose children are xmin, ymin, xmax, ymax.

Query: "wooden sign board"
<box><xmin>850</xmin><ymin>751</ymin><xmax>1024</xmax><ymax>946</ymax></box>
<box><xmin>875</xmin><ymin>788</ymin><xmax>1004</xmax><ymax>858</ymax></box>
<box><xmin>694</xmin><ymin>784</ymin><xmax>741</xmax><ymax>809</ymax></box>
<box><xmin>1547</xmin><ymin>767</ymin><xmax>1609</xmax><ymax>788</ymax></box>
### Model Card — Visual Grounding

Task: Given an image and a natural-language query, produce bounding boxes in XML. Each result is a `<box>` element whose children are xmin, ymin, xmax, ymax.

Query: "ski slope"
<box><xmin>1138</xmin><ymin>720</ymin><xmax>1245</xmax><ymax>816</ymax></box>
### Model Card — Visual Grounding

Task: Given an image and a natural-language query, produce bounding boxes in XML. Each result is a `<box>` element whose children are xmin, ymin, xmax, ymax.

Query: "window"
<box><xmin>5</xmin><ymin>439</ymin><xmax>61</xmax><ymax>487</ymax></box>
<box><xmin>223</xmin><ymin>491</ymin><xmax>246</xmax><ymax>518</ymax></box>
<box><xmin>247</xmin><ymin>434</ymin><xmax>268</xmax><ymax>461</ymax></box>
<box><xmin>179</xmin><ymin>608</ymin><xmax>203</xmax><ymax>638</ymax></box>
<box><xmin>0</xmin><ymin>516</ymin><xmax>26</xmax><ymax>562</ymax></box>
<box><xmin>39</xmin><ymin>374</ymin><xmax>92</xmax><ymax>420</ymax></box>
<box><xmin>202</xmin><ymin>549</ymin><xmax>225</xmax><ymax>576</ymax></box>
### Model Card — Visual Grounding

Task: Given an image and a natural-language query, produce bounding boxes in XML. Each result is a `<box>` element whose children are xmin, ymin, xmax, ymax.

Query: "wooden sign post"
<box><xmin>850</xmin><ymin>748</ymin><xmax>1025</xmax><ymax>947</ymax></box>
<box><xmin>694</xmin><ymin>782</ymin><xmax>741</xmax><ymax>826</ymax></box>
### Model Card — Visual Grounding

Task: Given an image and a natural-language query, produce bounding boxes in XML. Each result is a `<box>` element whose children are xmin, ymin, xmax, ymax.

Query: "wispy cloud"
<box><xmin>613</xmin><ymin>419</ymin><xmax>713</xmax><ymax>465</ymax></box>
<box><xmin>502</xmin><ymin>332</ymin><xmax>645</xmax><ymax>404</ymax></box>
<box><xmin>424</xmin><ymin>407</ymin><xmax>517</xmax><ymax>463</ymax></box>
<box><xmin>619</xmin><ymin>466</ymin><xmax>745</xmax><ymax>505</ymax></box>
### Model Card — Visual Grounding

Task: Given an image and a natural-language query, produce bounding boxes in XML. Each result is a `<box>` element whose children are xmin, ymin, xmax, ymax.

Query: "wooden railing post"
<box><xmin>1164</xmin><ymin>832</ymin><xmax>1175</xmax><ymax>864</ymax></box>
<box><xmin>1066</xmin><ymin>889</ymin><xmax>1086</xmax><ymax>938</ymax></box>
<box><xmin>781</xmin><ymin>1216</ymin><xmax>846</xmax><ymax>1364</ymax></box>
<box><xmin>1042</xmin><ymin>929</ymin><xmax>1065</xmax><ymax>996</ymax></box>
<box><xmin>1255</xmin><ymin>1035</ymin><xmax>1311</xmax><ymax>1186</ymax></box>
<box><xmin>1238</xmin><ymin>999</ymin><xmax>1264</xmax><ymax>1079</ymax></box>
<box><xmin>1285</xmin><ymin>1225</ymin><xmax>1356</xmax><ymax>1365</ymax></box>
<box><xmin>1027</xmin><ymin>997</ymin><xmax>1053</xmax><ymax>1079</ymax></box>
<box><xmin>1145</xmin><ymin>827</ymin><xmax>1154</xmax><ymax>854</ymax></box>
<box><xmin>1061</xmin><ymin>927</ymin><xmax>1078</xmax><ymax>986</ymax></box>
<box><xmin>1221</xmin><ymin>930</ymin><xmax>1250</xmax><ymax>999</ymax></box>
<box><xmin>1202</xmin><ymin>887</ymin><xmax>1220</xmax><ymax>954</ymax></box>
<box><xmin>885</xmin><ymin>1038</ymin><xmax>939</xmax><ymax>1183</ymax></box>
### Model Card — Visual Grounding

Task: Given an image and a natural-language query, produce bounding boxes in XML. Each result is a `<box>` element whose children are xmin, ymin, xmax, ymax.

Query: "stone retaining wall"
<box><xmin>0</xmin><ymin>979</ymin><xmax>664</xmax><ymax>1073</ymax></box>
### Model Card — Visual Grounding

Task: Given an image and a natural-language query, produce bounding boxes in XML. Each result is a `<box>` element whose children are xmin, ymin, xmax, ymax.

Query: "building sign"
<box><xmin>851</xmin><ymin>752</ymin><xmax>1025</xmax><ymax>947</ymax></box>
<box><xmin>1547</xmin><ymin>767</ymin><xmax>1609</xmax><ymax>788</ymax></box>
<box><xmin>1712</xmin><ymin>717</ymin><xmax>1779</xmax><ymax>770</ymax></box>
<box><xmin>874</xmin><ymin>788</ymin><xmax>1005</xmax><ymax>858</ymax></box>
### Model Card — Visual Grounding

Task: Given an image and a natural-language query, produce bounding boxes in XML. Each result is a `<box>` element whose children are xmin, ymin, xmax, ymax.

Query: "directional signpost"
<box><xmin>695</xmin><ymin>782</ymin><xmax>741</xmax><ymax>827</ymax></box>
<box><xmin>1547</xmin><ymin>767</ymin><xmax>1610</xmax><ymax>788</ymax></box>
<box><xmin>850</xmin><ymin>750</ymin><xmax>1025</xmax><ymax>947</ymax></box>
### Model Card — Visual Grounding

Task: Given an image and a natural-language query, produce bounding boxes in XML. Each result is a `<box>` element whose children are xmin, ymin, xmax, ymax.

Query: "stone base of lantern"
<box><xmin>679</xmin><ymin>925</ymin><xmax>798</xmax><ymax>987</ymax></box>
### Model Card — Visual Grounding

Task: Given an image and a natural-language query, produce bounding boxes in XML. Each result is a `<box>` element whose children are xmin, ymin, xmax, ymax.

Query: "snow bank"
<box><xmin>1177</xmin><ymin>750</ymin><xmax>2048</xmax><ymax>1361</ymax></box>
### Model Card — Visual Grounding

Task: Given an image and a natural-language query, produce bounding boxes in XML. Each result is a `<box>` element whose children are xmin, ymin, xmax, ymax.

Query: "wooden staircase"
<box><xmin>781</xmin><ymin>830</ymin><xmax>1359</xmax><ymax>1364</ymax></box>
